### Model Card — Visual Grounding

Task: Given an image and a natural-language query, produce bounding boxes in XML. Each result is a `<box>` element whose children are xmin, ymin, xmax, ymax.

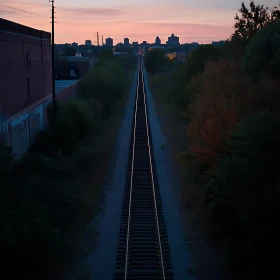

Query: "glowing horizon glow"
<box><xmin>0</xmin><ymin>0</ymin><xmax>279</xmax><ymax>44</ymax></box>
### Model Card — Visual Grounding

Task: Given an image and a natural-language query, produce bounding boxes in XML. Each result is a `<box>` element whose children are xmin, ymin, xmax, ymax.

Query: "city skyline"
<box><xmin>0</xmin><ymin>0</ymin><xmax>279</xmax><ymax>44</ymax></box>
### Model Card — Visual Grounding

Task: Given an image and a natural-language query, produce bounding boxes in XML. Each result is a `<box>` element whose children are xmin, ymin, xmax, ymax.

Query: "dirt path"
<box><xmin>147</xmin><ymin>71</ymin><xmax>233</xmax><ymax>280</ymax></box>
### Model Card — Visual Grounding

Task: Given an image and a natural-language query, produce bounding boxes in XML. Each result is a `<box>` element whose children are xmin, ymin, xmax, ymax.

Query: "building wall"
<box><xmin>56</xmin><ymin>82</ymin><xmax>79</xmax><ymax>102</ymax></box>
<box><xmin>166</xmin><ymin>53</ymin><xmax>177</xmax><ymax>60</ymax></box>
<box><xmin>0</xmin><ymin>81</ymin><xmax>80</xmax><ymax>157</ymax></box>
<box><xmin>106</xmin><ymin>38</ymin><xmax>113</xmax><ymax>47</ymax></box>
<box><xmin>0</xmin><ymin>21</ymin><xmax>52</xmax><ymax>118</ymax></box>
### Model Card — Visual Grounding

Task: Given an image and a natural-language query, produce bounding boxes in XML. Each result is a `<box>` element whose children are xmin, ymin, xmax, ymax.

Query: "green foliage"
<box><xmin>98</xmin><ymin>48</ymin><xmax>114</xmax><ymax>60</ymax></box>
<box><xmin>78</xmin><ymin>60</ymin><xmax>125</xmax><ymax>117</ymax></box>
<box><xmin>62</xmin><ymin>45</ymin><xmax>77</xmax><ymax>56</ymax></box>
<box><xmin>1</xmin><ymin>53</ymin><xmax>134</xmax><ymax>278</ymax></box>
<box><xmin>117</xmin><ymin>54</ymin><xmax>137</xmax><ymax>71</ymax></box>
<box><xmin>204</xmin><ymin>110</ymin><xmax>280</xmax><ymax>276</ymax></box>
<box><xmin>145</xmin><ymin>1</ymin><xmax>280</xmax><ymax>277</ymax></box>
<box><xmin>232</xmin><ymin>1</ymin><xmax>280</xmax><ymax>41</ymax></box>
<box><xmin>144</xmin><ymin>48</ymin><xmax>167</xmax><ymax>74</ymax></box>
<box><xmin>244</xmin><ymin>21</ymin><xmax>280</xmax><ymax>78</ymax></box>
<box><xmin>185</xmin><ymin>44</ymin><xmax>222</xmax><ymax>82</ymax></box>
<box><xmin>30</xmin><ymin>99</ymin><xmax>98</xmax><ymax>155</ymax></box>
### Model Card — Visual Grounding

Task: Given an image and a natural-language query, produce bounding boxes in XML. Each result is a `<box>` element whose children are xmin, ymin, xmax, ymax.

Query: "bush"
<box><xmin>78</xmin><ymin>60</ymin><xmax>125</xmax><ymax>117</ymax></box>
<box><xmin>30</xmin><ymin>99</ymin><xmax>98</xmax><ymax>155</ymax></box>
<box><xmin>204</xmin><ymin>110</ymin><xmax>280</xmax><ymax>276</ymax></box>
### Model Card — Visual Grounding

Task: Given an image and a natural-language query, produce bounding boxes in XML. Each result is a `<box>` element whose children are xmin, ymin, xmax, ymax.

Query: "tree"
<box><xmin>62</xmin><ymin>45</ymin><xmax>77</xmax><ymax>56</ymax></box>
<box><xmin>184</xmin><ymin>44</ymin><xmax>221</xmax><ymax>82</ymax></box>
<box><xmin>232</xmin><ymin>1</ymin><xmax>280</xmax><ymax>41</ymax></box>
<box><xmin>243</xmin><ymin>22</ymin><xmax>280</xmax><ymax>78</ymax></box>
<box><xmin>144</xmin><ymin>48</ymin><xmax>166</xmax><ymax>74</ymax></box>
<box><xmin>204</xmin><ymin>110</ymin><xmax>280</xmax><ymax>277</ymax></box>
<box><xmin>185</xmin><ymin>59</ymin><xmax>257</xmax><ymax>173</ymax></box>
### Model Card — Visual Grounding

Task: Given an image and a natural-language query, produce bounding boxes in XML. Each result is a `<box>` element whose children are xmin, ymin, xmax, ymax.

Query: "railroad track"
<box><xmin>115</xmin><ymin>57</ymin><xmax>173</xmax><ymax>280</ymax></box>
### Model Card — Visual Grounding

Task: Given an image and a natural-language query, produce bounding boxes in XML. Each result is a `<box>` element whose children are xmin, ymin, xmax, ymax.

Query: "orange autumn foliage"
<box><xmin>185</xmin><ymin>59</ymin><xmax>258</xmax><ymax>168</ymax></box>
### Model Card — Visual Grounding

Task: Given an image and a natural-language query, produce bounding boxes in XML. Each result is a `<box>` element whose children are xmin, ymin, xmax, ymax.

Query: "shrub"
<box><xmin>78</xmin><ymin>60</ymin><xmax>125</xmax><ymax>117</ymax></box>
<box><xmin>30</xmin><ymin>99</ymin><xmax>97</xmax><ymax>155</ymax></box>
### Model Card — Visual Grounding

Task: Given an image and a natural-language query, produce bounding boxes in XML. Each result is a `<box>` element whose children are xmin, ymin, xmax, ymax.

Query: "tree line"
<box><xmin>0</xmin><ymin>50</ymin><xmax>137</xmax><ymax>279</ymax></box>
<box><xmin>146</xmin><ymin>1</ymin><xmax>280</xmax><ymax>278</ymax></box>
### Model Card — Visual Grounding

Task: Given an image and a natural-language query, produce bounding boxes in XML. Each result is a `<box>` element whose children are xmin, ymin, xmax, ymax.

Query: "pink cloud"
<box><xmin>0</xmin><ymin>1</ymin><xmax>235</xmax><ymax>44</ymax></box>
<box><xmin>58</xmin><ymin>7</ymin><xmax>122</xmax><ymax>17</ymax></box>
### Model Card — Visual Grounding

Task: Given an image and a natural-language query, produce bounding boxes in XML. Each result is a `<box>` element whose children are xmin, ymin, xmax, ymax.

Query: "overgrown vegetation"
<box><xmin>0</xmin><ymin>50</ymin><xmax>137</xmax><ymax>279</ymax></box>
<box><xmin>144</xmin><ymin>48</ymin><xmax>170</xmax><ymax>73</ymax></box>
<box><xmin>146</xmin><ymin>1</ymin><xmax>280</xmax><ymax>278</ymax></box>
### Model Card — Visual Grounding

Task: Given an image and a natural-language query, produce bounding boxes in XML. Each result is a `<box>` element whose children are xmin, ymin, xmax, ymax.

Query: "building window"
<box><xmin>70</xmin><ymin>69</ymin><xmax>75</xmax><ymax>77</ymax></box>
<box><xmin>27</xmin><ymin>78</ymin><xmax>30</xmax><ymax>99</ymax></box>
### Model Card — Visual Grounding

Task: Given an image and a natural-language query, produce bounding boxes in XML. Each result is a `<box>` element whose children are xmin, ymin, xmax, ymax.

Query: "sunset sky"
<box><xmin>0</xmin><ymin>0</ymin><xmax>278</xmax><ymax>44</ymax></box>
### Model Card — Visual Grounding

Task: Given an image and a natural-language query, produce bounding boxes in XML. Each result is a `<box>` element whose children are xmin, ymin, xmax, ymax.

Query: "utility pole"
<box><xmin>102</xmin><ymin>35</ymin><xmax>103</xmax><ymax>46</ymax></box>
<box><xmin>97</xmin><ymin>32</ymin><xmax>99</xmax><ymax>47</ymax></box>
<box><xmin>50</xmin><ymin>0</ymin><xmax>56</xmax><ymax>116</ymax></box>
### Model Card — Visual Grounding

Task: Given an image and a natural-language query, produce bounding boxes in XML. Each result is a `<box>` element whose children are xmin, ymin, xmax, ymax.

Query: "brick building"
<box><xmin>0</xmin><ymin>19</ymin><xmax>94</xmax><ymax>156</ymax></box>
<box><xmin>0</xmin><ymin>19</ymin><xmax>53</xmax><ymax>156</ymax></box>
<box><xmin>0</xmin><ymin>18</ymin><xmax>52</xmax><ymax>117</ymax></box>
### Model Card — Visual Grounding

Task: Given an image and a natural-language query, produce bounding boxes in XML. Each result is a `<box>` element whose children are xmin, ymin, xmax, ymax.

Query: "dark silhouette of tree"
<box><xmin>232</xmin><ymin>1</ymin><xmax>280</xmax><ymax>41</ymax></box>
<box><xmin>144</xmin><ymin>48</ymin><xmax>167</xmax><ymax>74</ymax></box>
<box><xmin>185</xmin><ymin>44</ymin><xmax>221</xmax><ymax>82</ymax></box>
<box><xmin>62</xmin><ymin>45</ymin><xmax>77</xmax><ymax>56</ymax></box>
<box><xmin>244</xmin><ymin>22</ymin><xmax>280</xmax><ymax>79</ymax></box>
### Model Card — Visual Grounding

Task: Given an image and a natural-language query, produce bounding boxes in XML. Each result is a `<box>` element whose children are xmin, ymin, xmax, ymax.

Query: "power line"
<box><xmin>49</xmin><ymin>0</ymin><xmax>56</xmax><ymax>116</ymax></box>
<box><xmin>0</xmin><ymin>9</ymin><xmax>48</xmax><ymax>19</ymax></box>
<box><xmin>0</xmin><ymin>3</ymin><xmax>36</xmax><ymax>15</ymax></box>
<box><xmin>0</xmin><ymin>3</ymin><xmax>47</xmax><ymax>18</ymax></box>
<box><xmin>0</xmin><ymin>9</ymin><xmax>40</xmax><ymax>18</ymax></box>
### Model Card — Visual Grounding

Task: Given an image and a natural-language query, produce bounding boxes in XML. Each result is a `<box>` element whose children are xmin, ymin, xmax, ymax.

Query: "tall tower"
<box><xmin>97</xmin><ymin>32</ymin><xmax>99</xmax><ymax>46</ymax></box>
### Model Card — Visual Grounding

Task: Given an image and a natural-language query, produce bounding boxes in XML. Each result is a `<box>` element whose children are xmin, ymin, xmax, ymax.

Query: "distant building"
<box><xmin>142</xmin><ymin>41</ymin><xmax>147</xmax><ymax>44</ymax></box>
<box><xmin>124</xmin><ymin>37</ymin><xmax>129</xmax><ymax>46</ymax></box>
<box><xmin>115</xmin><ymin>42</ymin><xmax>124</xmax><ymax>48</ymax></box>
<box><xmin>177</xmin><ymin>52</ymin><xmax>187</xmax><ymax>62</ymax></box>
<box><xmin>106</xmin><ymin>37</ymin><xmax>113</xmax><ymax>47</ymax></box>
<box><xmin>167</xmin><ymin>34</ymin><xmax>179</xmax><ymax>45</ymax></box>
<box><xmin>132</xmin><ymin>42</ymin><xmax>138</xmax><ymax>46</ymax></box>
<box><xmin>212</xmin><ymin>40</ymin><xmax>225</xmax><ymax>46</ymax></box>
<box><xmin>72</xmin><ymin>42</ymin><xmax>78</xmax><ymax>47</ymax></box>
<box><xmin>85</xmin><ymin>40</ymin><xmax>92</xmax><ymax>46</ymax></box>
<box><xmin>155</xmin><ymin>36</ymin><xmax>161</xmax><ymax>45</ymax></box>
<box><xmin>55</xmin><ymin>56</ymin><xmax>93</xmax><ymax>80</ymax></box>
<box><xmin>166</xmin><ymin>52</ymin><xmax>177</xmax><ymax>60</ymax></box>
<box><xmin>148</xmin><ymin>46</ymin><xmax>165</xmax><ymax>51</ymax></box>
